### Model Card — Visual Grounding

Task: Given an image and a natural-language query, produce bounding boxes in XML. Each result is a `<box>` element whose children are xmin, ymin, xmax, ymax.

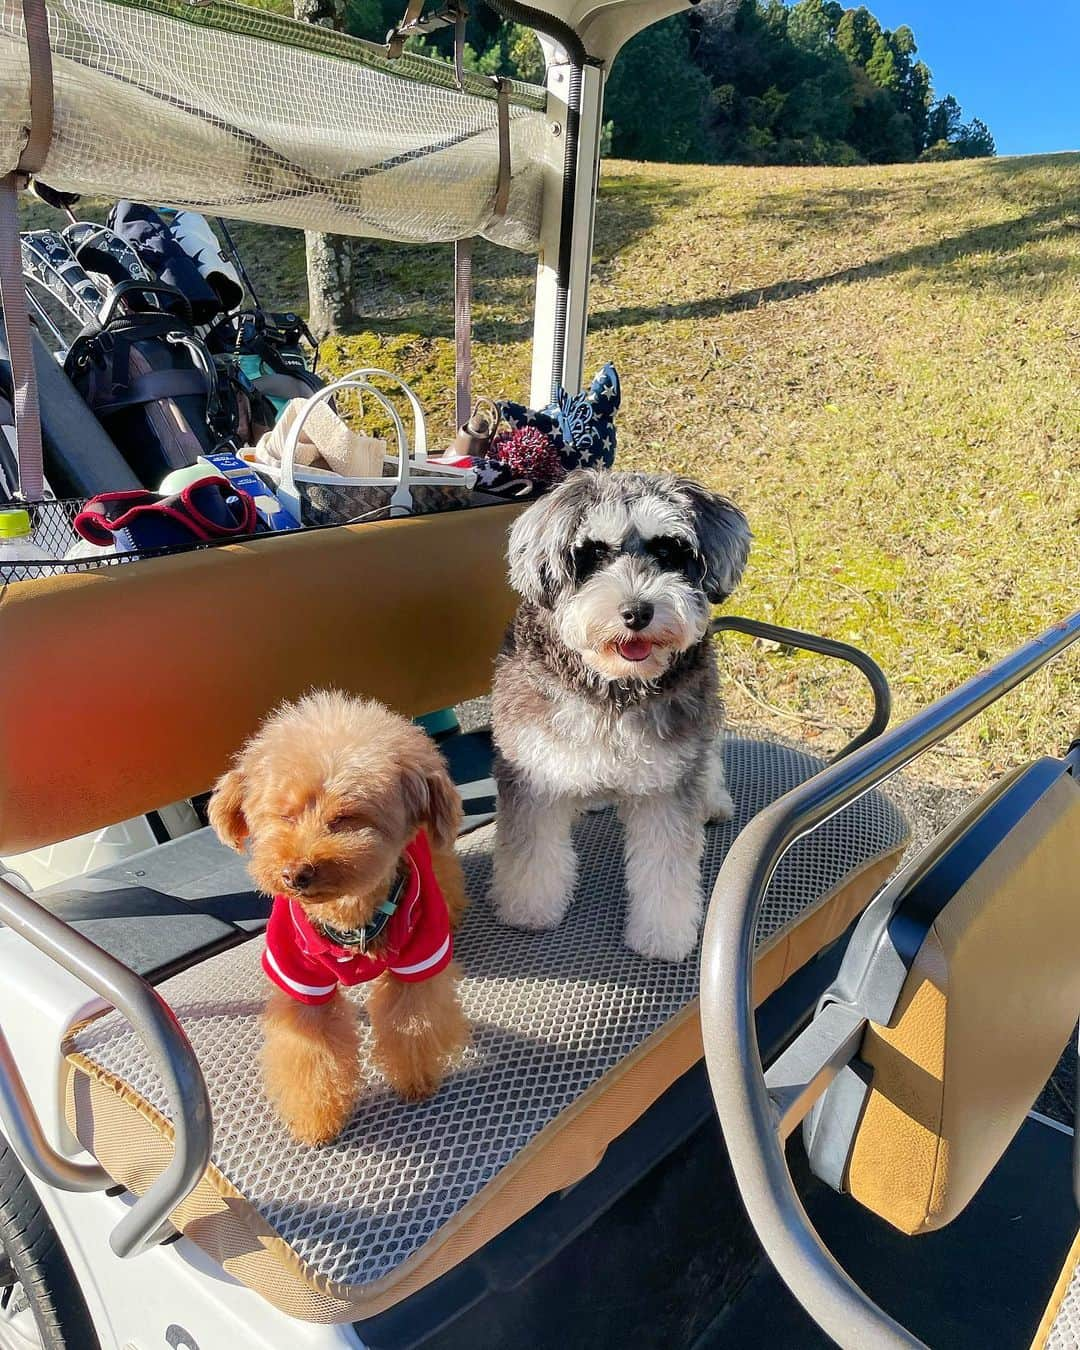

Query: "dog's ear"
<box><xmin>402</xmin><ymin>756</ymin><xmax>463</xmax><ymax>851</ymax></box>
<box><xmin>677</xmin><ymin>478</ymin><xmax>751</xmax><ymax>604</ymax></box>
<box><xmin>208</xmin><ymin>768</ymin><xmax>249</xmax><ymax>852</ymax></box>
<box><xmin>507</xmin><ymin>470</ymin><xmax>600</xmax><ymax>607</ymax></box>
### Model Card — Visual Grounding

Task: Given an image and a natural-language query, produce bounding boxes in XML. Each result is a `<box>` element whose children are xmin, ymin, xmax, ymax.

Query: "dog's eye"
<box><xmin>572</xmin><ymin>539</ymin><xmax>611</xmax><ymax>578</ymax></box>
<box><xmin>647</xmin><ymin>536</ymin><xmax>691</xmax><ymax>569</ymax></box>
<box><xmin>328</xmin><ymin>813</ymin><xmax>366</xmax><ymax>834</ymax></box>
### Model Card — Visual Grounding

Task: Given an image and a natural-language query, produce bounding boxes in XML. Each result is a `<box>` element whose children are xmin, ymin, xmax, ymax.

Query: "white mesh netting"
<box><xmin>69</xmin><ymin>737</ymin><xmax>909</xmax><ymax>1296</ymax></box>
<box><xmin>0</xmin><ymin>0</ymin><xmax>548</xmax><ymax>248</ymax></box>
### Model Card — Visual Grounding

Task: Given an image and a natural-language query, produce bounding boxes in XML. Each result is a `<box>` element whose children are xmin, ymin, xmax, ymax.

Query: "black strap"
<box><xmin>94</xmin><ymin>368</ymin><xmax>211</xmax><ymax>415</ymax></box>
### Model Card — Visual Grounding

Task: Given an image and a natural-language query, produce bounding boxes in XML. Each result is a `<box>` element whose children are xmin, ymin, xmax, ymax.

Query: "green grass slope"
<box><xmin>39</xmin><ymin>153</ymin><xmax>1080</xmax><ymax>781</ymax></box>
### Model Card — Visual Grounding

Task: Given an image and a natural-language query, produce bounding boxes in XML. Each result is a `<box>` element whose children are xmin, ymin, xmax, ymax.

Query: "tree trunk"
<box><xmin>304</xmin><ymin>230</ymin><xmax>362</xmax><ymax>335</ymax></box>
<box><xmin>295</xmin><ymin>0</ymin><xmax>362</xmax><ymax>336</ymax></box>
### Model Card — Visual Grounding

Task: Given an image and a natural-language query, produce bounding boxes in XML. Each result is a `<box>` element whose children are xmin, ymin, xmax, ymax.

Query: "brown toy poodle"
<box><xmin>208</xmin><ymin>690</ymin><xmax>469</xmax><ymax>1146</ymax></box>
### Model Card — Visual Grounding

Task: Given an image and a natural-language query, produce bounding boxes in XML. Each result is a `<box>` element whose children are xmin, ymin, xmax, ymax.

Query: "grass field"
<box><xmin>226</xmin><ymin>151</ymin><xmax>1079</xmax><ymax>782</ymax></box>
<box><xmin>35</xmin><ymin>154</ymin><xmax>1078</xmax><ymax>782</ymax></box>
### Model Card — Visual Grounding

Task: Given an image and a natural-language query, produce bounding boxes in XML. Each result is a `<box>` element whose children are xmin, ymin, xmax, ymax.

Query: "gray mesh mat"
<box><xmin>1048</xmin><ymin>1244</ymin><xmax>1080</xmax><ymax>1348</ymax></box>
<box><xmin>70</xmin><ymin>737</ymin><xmax>907</xmax><ymax>1293</ymax></box>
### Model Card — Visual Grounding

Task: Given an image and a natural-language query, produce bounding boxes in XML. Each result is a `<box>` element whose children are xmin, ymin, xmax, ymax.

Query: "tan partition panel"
<box><xmin>0</xmin><ymin>506</ymin><xmax>519</xmax><ymax>853</ymax></box>
<box><xmin>847</xmin><ymin>772</ymin><xmax>1080</xmax><ymax>1235</ymax></box>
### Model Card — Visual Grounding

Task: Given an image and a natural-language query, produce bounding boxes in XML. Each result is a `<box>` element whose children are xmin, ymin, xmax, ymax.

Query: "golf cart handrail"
<box><xmin>0</xmin><ymin>876</ymin><xmax>212</xmax><ymax>1258</ymax></box>
<box><xmin>700</xmin><ymin>608</ymin><xmax>1080</xmax><ymax>1350</ymax></box>
<box><xmin>711</xmin><ymin>616</ymin><xmax>892</xmax><ymax>762</ymax></box>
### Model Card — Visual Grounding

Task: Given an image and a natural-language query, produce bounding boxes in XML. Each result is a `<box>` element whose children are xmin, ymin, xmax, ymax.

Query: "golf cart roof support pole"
<box><xmin>699</xmin><ymin>607</ymin><xmax>1080</xmax><ymax>1350</ymax></box>
<box><xmin>530</xmin><ymin>59</ymin><xmax>604</xmax><ymax>405</ymax></box>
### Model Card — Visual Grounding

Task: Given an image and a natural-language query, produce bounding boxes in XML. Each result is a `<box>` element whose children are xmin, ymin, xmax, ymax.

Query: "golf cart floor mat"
<box><xmin>63</xmin><ymin>737</ymin><xmax>908</xmax><ymax>1323</ymax></box>
<box><xmin>1037</xmin><ymin>1229</ymin><xmax>1080</xmax><ymax>1349</ymax></box>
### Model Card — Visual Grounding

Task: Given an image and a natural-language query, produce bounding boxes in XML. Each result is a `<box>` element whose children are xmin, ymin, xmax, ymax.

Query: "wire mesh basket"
<box><xmin>0</xmin><ymin>490</ymin><xmax>510</xmax><ymax>585</ymax></box>
<box><xmin>1</xmin><ymin>498</ymin><xmax>192</xmax><ymax>584</ymax></box>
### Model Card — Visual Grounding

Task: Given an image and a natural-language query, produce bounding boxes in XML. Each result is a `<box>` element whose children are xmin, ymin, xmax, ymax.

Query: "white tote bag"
<box><xmin>266</xmin><ymin>368</ymin><xmax>476</xmax><ymax>526</ymax></box>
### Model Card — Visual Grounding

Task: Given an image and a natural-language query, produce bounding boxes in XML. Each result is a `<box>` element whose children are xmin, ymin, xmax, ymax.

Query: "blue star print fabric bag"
<box><xmin>499</xmin><ymin>363</ymin><xmax>620</xmax><ymax>472</ymax></box>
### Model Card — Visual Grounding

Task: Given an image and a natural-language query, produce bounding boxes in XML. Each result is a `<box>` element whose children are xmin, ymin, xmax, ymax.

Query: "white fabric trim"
<box><xmin>390</xmin><ymin>932</ymin><xmax>450</xmax><ymax>977</ymax></box>
<box><xmin>264</xmin><ymin>945</ymin><xmax>336</xmax><ymax>998</ymax></box>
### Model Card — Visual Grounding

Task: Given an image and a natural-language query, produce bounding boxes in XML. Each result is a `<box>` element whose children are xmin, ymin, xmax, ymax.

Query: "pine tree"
<box><xmin>835</xmin><ymin>7</ymin><xmax>881</xmax><ymax>67</ymax></box>
<box><xmin>926</xmin><ymin>93</ymin><xmax>963</xmax><ymax>144</ymax></box>
<box><xmin>865</xmin><ymin>31</ymin><xmax>900</xmax><ymax>91</ymax></box>
<box><xmin>954</xmin><ymin>118</ymin><xmax>996</xmax><ymax>158</ymax></box>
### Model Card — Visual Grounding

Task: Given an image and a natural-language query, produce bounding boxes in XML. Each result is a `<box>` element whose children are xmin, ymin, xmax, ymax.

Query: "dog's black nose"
<box><xmin>621</xmin><ymin>601</ymin><xmax>654</xmax><ymax>631</ymax></box>
<box><xmin>285</xmin><ymin>863</ymin><xmax>316</xmax><ymax>891</ymax></box>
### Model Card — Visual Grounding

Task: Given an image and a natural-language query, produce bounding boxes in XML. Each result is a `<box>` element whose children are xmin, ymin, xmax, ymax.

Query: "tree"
<box><xmin>889</xmin><ymin>23</ymin><xmax>915</xmax><ymax>56</ymax></box>
<box><xmin>848</xmin><ymin>65</ymin><xmax>913</xmax><ymax>161</ymax></box>
<box><xmin>953</xmin><ymin>117</ymin><xmax>996</xmax><ymax>158</ymax></box>
<box><xmin>835</xmin><ymin>7</ymin><xmax>881</xmax><ymax>67</ymax></box>
<box><xmin>787</xmin><ymin>0</ymin><xmax>838</xmax><ymax>57</ymax></box>
<box><xmin>388</xmin><ymin>0</ymin><xmax>995</xmax><ymax>171</ymax></box>
<box><xmin>926</xmin><ymin>93</ymin><xmax>962</xmax><ymax>145</ymax></box>
<box><xmin>606</xmin><ymin>15</ymin><xmax>712</xmax><ymax>162</ymax></box>
<box><xmin>904</xmin><ymin>58</ymin><xmax>932</xmax><ymax>153</ymax></box>
<box><xmin>865</xmin><ymin>31</ymin><xmax>900</xmax><ymax>91</ymax></box>
<box><xmin>507</xmin><ymin>23</ymin><xmax>545</xmax><ymax>83</ymax></box>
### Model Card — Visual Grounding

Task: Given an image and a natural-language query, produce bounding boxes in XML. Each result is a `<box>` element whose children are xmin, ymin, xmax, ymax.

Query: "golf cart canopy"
<box><xmin>0</xmin><ymin>0</ymin><xmax>686</xmax><ymax>251</ymax></box>
<box><xmin>0</xmin><ymin>0</ymin><xmax>550</xmax><ymax>248</ymax></box>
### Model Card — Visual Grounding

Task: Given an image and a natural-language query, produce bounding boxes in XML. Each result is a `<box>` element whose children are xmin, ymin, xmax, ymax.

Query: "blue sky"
<box><xmin>868</xmin><ymin>1</ymin><xmax>1078</xmax><ymax>157</ymax></box>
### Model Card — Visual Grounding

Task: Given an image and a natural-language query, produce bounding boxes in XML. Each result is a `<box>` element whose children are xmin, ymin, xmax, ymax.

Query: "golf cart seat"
<box><xmin>61</xmin><ymin>735</ymin><xmax>908</xmax><ymax>1323</ymax></box>
<box><xmin>1</xmin><ymin>502</ymin><xmax>909</xmax><ymax>1325</ymax></box>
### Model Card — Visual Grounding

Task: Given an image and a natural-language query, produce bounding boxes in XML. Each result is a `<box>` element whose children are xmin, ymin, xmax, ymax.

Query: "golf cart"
<box><xmin>0</xmin><ymin>0</ymin><xmax>1077</xmax><ymax>1345</ymax></box>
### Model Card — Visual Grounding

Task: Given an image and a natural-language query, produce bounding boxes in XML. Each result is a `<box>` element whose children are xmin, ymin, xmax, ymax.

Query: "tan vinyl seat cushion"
<box><xmin>64</xmin><ymin>737</ymin><xmax>909</xmax><ymax>1323</ymax></box>
<box><xmin>847</xmin><ymin>768</ymin><xmax>1080</xmax><ymax>1237</ymax></box>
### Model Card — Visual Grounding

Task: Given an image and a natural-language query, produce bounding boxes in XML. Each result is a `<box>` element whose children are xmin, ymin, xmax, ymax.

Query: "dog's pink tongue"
<box><xmin>617</xmin><ymin>636</ymin><xmax>654</xmax><ymax>662</ymax></box>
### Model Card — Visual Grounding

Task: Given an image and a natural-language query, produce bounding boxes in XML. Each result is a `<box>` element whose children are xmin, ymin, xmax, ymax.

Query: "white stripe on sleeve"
<box><xmin>264</xmin><ymin>946</ymin><xmax>337</xmax><ymax>998</ymax></box>
<box><xmin>390</xmin><ymin>933</ymin><xmax>451</xmax><ymax>977</ymax></box>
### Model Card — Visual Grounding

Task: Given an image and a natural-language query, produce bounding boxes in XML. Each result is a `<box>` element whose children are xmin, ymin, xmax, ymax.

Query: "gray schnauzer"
<box><xmin>491</xmin><ymin>469</ymin><xmax>751</xmax><ymax>962</ymax></box>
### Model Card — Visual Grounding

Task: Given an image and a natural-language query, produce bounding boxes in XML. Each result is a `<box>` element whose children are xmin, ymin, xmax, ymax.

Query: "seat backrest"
<box><xmin>807</xmin><ymin>757</ymin><xmax>1080</xmax><ymax>1236</ymax></box>
<box><xmin>0</xmin><ymin>505</ymin><xmax>519</xmax><ymax>854</ymax></box>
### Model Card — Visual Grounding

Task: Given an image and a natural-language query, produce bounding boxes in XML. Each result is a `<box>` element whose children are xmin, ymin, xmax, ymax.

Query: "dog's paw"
<box><xmin>492</xmin><ymin>884</ymin><xmax>571</xmax><ymax>930</ymax></box>
<box><xmin>706</xmin><ymin>786</ymin><xmax>735</xmax><ymax>823</ymax></box>
<box><xmin>269</xmin><ymin>1073</ymin><xmax>358</xmax><ymax>1146</ymax></box>
<box><xmin>491</xmin><ymin>861</ymin><xmax>573</xmax><ymax>930</ymax></box>
<box><xmin>383</xmin><ymin>1060</ymin><xmax>444</xmax><ymax>1102</ymax></box>
<box><xmin>625</xmin><ymin>899</ymin><xmax>702</xmax><ymax>963</ymax></box>
<box><xmin>279</xmin><ymin>1097</ymin><xmax>355</xmax><ymax>1147</ymax></box>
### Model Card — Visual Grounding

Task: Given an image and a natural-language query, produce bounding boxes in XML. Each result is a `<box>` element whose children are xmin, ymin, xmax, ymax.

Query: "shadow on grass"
<box><xmin>589</xmin><ymin>191</ymin><xmax>1080</xmax><ymax>331</ymax></box>
<box><xmin>333</xmin><ymin>173</ymin><xmax>706</xmax><ymax>343</ymax></box>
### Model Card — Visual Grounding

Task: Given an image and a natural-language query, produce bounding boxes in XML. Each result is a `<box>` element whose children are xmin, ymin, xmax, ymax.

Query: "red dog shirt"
<box><xmin>262</xmin><ymin>831</ymin><xmax>452</xmax><ymax>1005</ymax></box>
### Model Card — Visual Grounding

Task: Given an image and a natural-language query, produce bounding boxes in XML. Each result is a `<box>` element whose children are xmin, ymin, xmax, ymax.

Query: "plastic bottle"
<box><xmin>0</xmin><ymin>507</ymin><xmax>52</xmax><ymax>581</ymax></box>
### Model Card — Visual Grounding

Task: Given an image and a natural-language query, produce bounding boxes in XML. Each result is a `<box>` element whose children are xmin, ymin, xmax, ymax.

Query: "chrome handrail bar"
<box><xmin>700</xmin><ymin>608</ymin><xmax>1080</xmax><ymax>1350</ymax></box>
<box><xmin>0</xmin><ymin>876</ymin><xmax>212</xmax><ymax>1257</ymax></box>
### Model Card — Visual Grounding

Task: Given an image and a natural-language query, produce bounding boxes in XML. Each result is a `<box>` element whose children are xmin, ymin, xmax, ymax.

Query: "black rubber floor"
<box><xmin>704</xmin><ymin>1115</ymin><xmax>1077</xmax><ymax>1349</ymax></box>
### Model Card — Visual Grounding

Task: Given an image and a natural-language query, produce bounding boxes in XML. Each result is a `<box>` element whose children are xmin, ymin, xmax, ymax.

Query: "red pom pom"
<box><xmin>491</xmin><ymin>426</ymin><xmax>565</xmax><ymax>483</ymax></box>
